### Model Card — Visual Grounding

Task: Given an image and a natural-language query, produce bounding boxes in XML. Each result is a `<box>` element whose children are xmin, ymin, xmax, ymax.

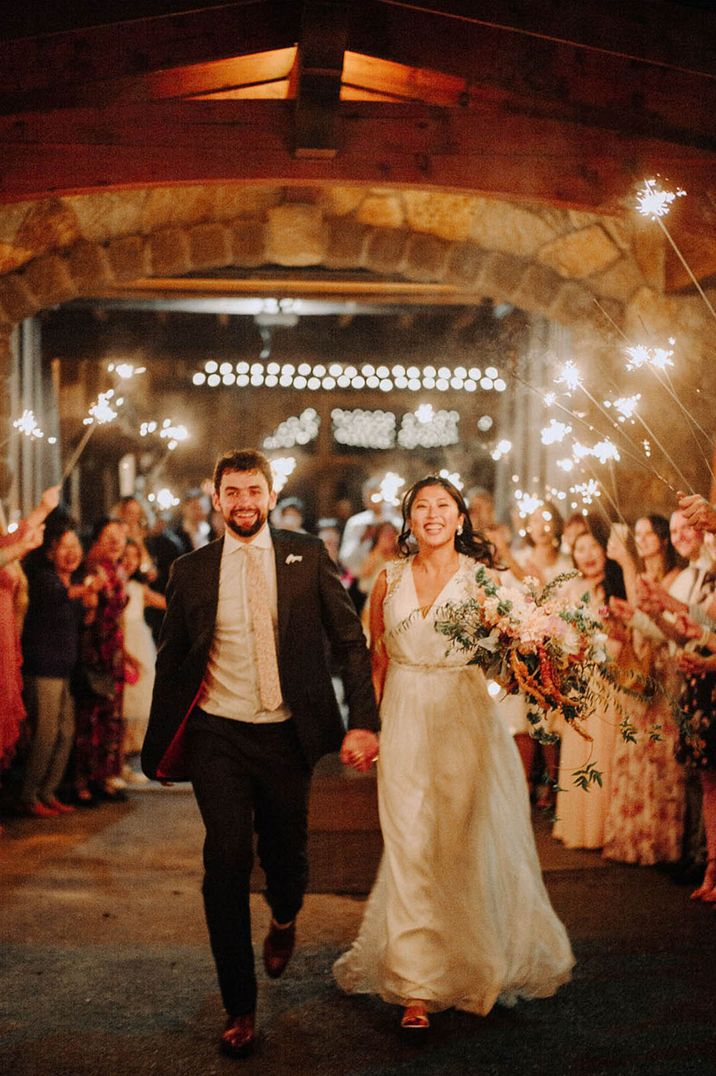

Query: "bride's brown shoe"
<box><xmin>400</xmin><ymin>1002</ymin><xmax>430</xmax><ymax>1029</ymax></box>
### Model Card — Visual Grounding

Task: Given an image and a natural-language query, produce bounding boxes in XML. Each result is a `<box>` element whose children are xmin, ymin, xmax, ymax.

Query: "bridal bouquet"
<box><xmin>435</xmin><ymin>566</ymin><xmax>610</xmax><ymax>745</ymax></box>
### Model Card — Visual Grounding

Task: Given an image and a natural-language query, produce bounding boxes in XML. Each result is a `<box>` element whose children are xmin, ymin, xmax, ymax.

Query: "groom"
<box><xmin>142</xmin><ymin>448</ymin><xmax>380</xmax><ymax>1058</ymax></box>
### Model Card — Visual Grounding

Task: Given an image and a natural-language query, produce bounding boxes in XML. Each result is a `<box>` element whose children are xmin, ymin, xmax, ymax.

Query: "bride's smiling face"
<box><xmin>409</xmin><ymin>484</ymin><xmax>463</xmax><ymax>549</ymax></box>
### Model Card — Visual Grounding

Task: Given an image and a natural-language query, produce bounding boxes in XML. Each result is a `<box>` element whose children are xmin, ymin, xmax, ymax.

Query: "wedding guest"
<box><xmin>553</xmin><ymin>515</ymin><xmax>626</xmax><ymax>850</ymax></box>
<box><xmin>272</xmin><ymin>497</ymin><xmax>306</xmax><ymax>532</ymax></box>
<box><xmin>356</xmin><ymin>520</ymin><xmax>399</xmax><ymax>641</ymax></box>
<box><xmin>631</xmin><ymin>509</ymin><xmax>713</xmax><ymax>881</ymax></box>
<box><xmin>339</xmin><ymin>476</ymin><xmax>401</xmax><ymax>579</ymax></box>
<box><xmin>121</xmin><ymin>538</ymin><xmax>165</xmax><ymax>785</ymax></box>
<box><xmin>334</xmin><ymin>476</ymin><xmax>574</xmax><ymax>1030</ymax></box>
<box><xmin>0</xmin><ymin>487</ymin><xmax>59</xmax><ymax>819</ymax></box>
<box><xmin>603</xmin><ymin>516</ymin><xmax>685</xmax><ymax>865</ymax></box>
<box><xmin>73</xmin><ymin>518</ymin><xmax>133</xmax><ymax>806</ymax></box>
<box><xmin>488</xmin><ymin>502</ymin><xmax>571</xmax><ymax>807</ymax></box>
<box><xmin>20</xmin><ymin>523</ymin><xmax>95</xmax><ymax>817</ymax></box>
<box><xmin>675</xmin><ymin>619</ymin><xmax>716</xmax><ymax>902</ymax></box>
<box><xmin>144</xmin><ymin>509</ymin><xmax>183</xmax><ymax>643</ymax></box>
<box><xmin>114</xmin><ymin>496</ymin><xmax>158</xmax><ymax>581</ymax></box>
<box><xmin>173</xmin><ymin>489</ymin><xmax>213</xmax><ymax>555</ymax></box>
<box><xmin>466</xmin><ymin>485</ymin><xmax>512</xmax><ymax>553</ymax></box>
<box><xmin>561</xmin><ymin>512</ymin><xmax>589</xmax><ymax>557</ymax></box>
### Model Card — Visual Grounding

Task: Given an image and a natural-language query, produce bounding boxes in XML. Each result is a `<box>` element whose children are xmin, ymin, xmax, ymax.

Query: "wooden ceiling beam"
<box><xmin>0</xmin><ymin>1</ymin><xmax>301</xmax><ymax>107</ymax></box>
<box><xmin>350</xmin><ymin>2</ymin><xmax>716</xmax><ymax>148</ymax></box>
<box><xmin>1</xmin><ymin>98</ymin><xmax>714</xmax><ymax>237</ymax></box>
<box><xmin>293</xmin><ymin>1</ymin><xmax>349</xmax><ymax>159</ymax></box>
<box><xmin>370</xmin><ymin>0</ymin><xmax>716</xmax><ymax>77</ymax></box>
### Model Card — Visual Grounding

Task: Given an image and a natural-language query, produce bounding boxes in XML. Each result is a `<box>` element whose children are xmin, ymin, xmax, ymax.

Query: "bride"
<box><xmin>334</xmin><ymin>475</ymin><xmax>574</xmax><ymax>1029</ymax></box>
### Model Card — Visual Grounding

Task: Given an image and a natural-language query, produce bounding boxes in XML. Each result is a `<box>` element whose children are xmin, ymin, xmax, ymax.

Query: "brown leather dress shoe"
<box><xmin>221</xmin><ymin>1012</ymin><xmax>256</xmax><ymax>1059</ymax></box>
<box><xmin>263</xmin><ymin>920</ymin><xmax>296</xmax><ymax>979</ymax></box>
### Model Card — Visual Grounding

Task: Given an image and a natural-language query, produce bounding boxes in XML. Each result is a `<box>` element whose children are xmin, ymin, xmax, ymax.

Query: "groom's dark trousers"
<box><xmin>187</xmin><ymin>708</ymin><xmax>310</xmax><ymax>1017</ymax></box>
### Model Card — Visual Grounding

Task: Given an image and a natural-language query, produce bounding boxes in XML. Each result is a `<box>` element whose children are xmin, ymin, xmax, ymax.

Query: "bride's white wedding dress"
<box><xmin>333</xmin><ymin>555</ymin><xmax>574</xmax><ymax>1014</ymax></box>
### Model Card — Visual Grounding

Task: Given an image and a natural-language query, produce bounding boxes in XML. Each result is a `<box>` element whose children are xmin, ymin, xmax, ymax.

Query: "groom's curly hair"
<box><xmin>213</xmin><ymin>449</ymin><xmax>273</xmax><ymax>493</ymax></box>
<box><xmin>397</xmin><ymin>475</ymin><xmax>495</xmax><ymax>566</ymax></box>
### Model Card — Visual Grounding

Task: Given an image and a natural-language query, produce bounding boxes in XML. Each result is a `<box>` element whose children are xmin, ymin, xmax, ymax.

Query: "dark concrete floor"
<box><xmin>1</xmin><ymin>762</ymin><xmax>714</xmax><ymax>1076</ymax></box>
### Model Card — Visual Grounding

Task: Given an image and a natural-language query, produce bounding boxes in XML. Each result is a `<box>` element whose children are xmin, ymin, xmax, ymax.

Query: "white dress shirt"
<box><xmin>199</xmin><ymin>525</ymin><xmax>290</xmax><ymax>723</ymax></box>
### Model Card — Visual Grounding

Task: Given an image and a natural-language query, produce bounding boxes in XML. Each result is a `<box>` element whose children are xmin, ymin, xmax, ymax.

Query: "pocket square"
<box><xmin>285</xmin><ymin>554</ymin><xmax>303</xmax><ymax>564</ymax></box>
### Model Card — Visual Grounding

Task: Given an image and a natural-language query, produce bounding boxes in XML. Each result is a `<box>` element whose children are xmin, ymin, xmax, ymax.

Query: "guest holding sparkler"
<box><xmin>605</xmin><ymin>516</ymin><xmax>686</xmax><ymax>865</ymax></box>
<box><xmin>491</xmin><ymin>501</ymin><xmax>572</xmax><ymax>808</ymax></box>
<box><xmin>625</xmin><ymin>509</ymin><xmax>714</xmax><ymax>884</ymax></box>
<box><xmin>672</xmin><ymin>611</ymin><xmax>716</xmax><ymax>903</ymax></box>
<box><xmin>0</xmin><ymin>488</ymin><xmax>60</xmax><ymax>795</ymax></box>
<box><xmin>552</xmin><ymin>515</ymin><xmax>627</xmax><ymax>850</ymax></box>
<box><xmin>20</xmin><ymin>521</ymin><xmax>98</xmax><ymax>817</ymax></box>
<box><xmin>72</xmin><ymin>519</ymin><xmax>136</xmax><ymax>806</ymax></box>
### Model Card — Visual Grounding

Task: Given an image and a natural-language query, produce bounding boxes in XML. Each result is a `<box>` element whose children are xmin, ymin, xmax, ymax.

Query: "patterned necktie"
<box><xmin>245</xmin><ymin>545</ymin><xmax>283</xmax><ymax>711</ymax></box>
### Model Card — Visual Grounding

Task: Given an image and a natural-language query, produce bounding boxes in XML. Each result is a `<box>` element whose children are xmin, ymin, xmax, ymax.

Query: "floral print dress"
<box><xmin>73</xmin><ymin>559</ymin><xmax>127</xmax><ymax>787</ymax></box>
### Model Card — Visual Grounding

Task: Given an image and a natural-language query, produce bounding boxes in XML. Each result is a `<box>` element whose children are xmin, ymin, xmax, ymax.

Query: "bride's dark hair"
<box><xmin>398</xmin><ymin>475</ymin><xmax>495</xmax><ymax>566</ymax></box>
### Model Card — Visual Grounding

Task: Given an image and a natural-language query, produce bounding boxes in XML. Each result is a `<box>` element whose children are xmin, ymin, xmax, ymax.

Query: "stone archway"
<box><xmin>1</xmin><ymin>183</ymin><xmax>714</xmax><ymax>503</ymax></box>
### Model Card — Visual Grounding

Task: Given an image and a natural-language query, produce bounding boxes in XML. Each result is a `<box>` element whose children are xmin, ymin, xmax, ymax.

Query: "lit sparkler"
<box><xmin>491</xmin><ymin>439</ymin><xmax>512</xmax><ymax>462</ymax></box>
<box><xmin>61</xmin><ymin>389</ymin><xmax>122</xmax><ymax>481</ymax></box>
<box><xmin>373</xmin><ymin>471</ymin><xmax>406</xmax><ymax>507</ymax></box>
<box><xmin>270</xmin><ymin>457</ymin><xmax>297</xmax><ymax>495</ymax></box>
<box><xmin>625</xmin><ymin>342</ymin><xmax>674</xmax><ymax>372</ymax></box>
<box><xmin>635</xmin><ymin>178</ymin><xmax>686</xmax><ymax>220</ymax></box>
<box><xmin>148</xmin><ymin>488</ymin><xmax>180</xmax><ymax>511</ymax></box>
<box><xmin>571</xmin><ymin>479</ymin><xmax>601</xmax><ymax>506</ymax></box>
<box><xmin>13</xmin><ymin>410</ymin><xmax>44</xmax><ymax>439</ymax></box>
<box><xmin>605</xmin><ymin>394</ymin><xmax>641</xmax><ymax>422</ymax></box>
<box><xmin>514</xmin><ymin>491</ymin><xmax>543</xmax><ymax>518</ymax></box>
<box><xmin>108</xmin><ymin>361</ymin><xmax>146</xmax><ymax>380</ymax></box>
<box><xmin>540</xmin><ymin>419</ymin><xmax>572</xmax><ymax>445</ymax></box>
<box><xmin>591</xmin><ymin>439</ymin><xmax>620</xmax><ymax>465</ymax></box>
<box><xmin>554</xmin><ymin>361</ymin><xmax>583</xmax><ymax>395</ymax></box>
<box><xmin>635</xmin><ymin>179</ymin><xmax>716</xmax><ymax>325</ymax></box>
<box><xmin>438</xmin><ymin>469</ymin><xmax>463</xmax><ymax>490</ymax></box>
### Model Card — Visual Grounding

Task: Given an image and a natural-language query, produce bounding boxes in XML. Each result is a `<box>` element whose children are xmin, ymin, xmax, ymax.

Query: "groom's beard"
<box><xmin>224</xmin><ymin>507</ymin><xmax>268</xmax><ymax>539</ymax></box>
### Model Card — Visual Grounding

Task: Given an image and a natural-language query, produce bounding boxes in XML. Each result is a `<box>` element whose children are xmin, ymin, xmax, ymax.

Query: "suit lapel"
<box><xmin>195</xmin><ymin>537</ymin><xmax>223</xmax><ymax>640</ymax></box>
<box><xmin>271</xmin><ymin>530</ymin><xmax>293</xmax><ymax>646</ymax></box>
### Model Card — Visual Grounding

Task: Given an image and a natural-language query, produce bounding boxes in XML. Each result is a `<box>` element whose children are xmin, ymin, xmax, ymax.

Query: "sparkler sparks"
<box><xmin>108</xmin><ymin>362</ymin><xmax>146</xmax><ymax>380</ymax></box>
<box><xmin>270</xmin><ymin>456</ymin><xmax>297</xmax><ymax>495</ymax></box>
<box><xmin>491</xmin><ymin>439</ymin><xmax>512</xmax><ymax>461</ymax></box>
<box><xmin>148</xmin><ymin>488</ymin><xmax>180</xmax><ymax>511</ymax></box>
<box><xmin>591</xmin><ymin>439</ymin><xmax>621</xmax><ymax>465</ymax></box>
<box><xmin>84</xmin><ymin>390</ymin><xmax>119</xmax><ymax>426</ymax></box>
<box><xmin>373</xmin><ymin>471</ymin><xmax>406</xmax><ymax>506</ymax></box>
<box><xmin>554</xmin><ymin>361</ymin><xmax>582</xmax><ymax>394</ymax></box>
<box><xmin>12</xmin><ymin>410</ymin><xmax>44</xmax><ymax>439</ymax></box>
<box><xmin>605</xmin><ymin>394</ymin><xmax>641</xmax><ymax>421</ymax></box>
<box><xmin>540</xmin><ymin>419</ymin><xmax>572</xmax><ymax>445</ymax></box>
<box><xmin>625</xmin><ymin>341</ymin><xmax>675</xmax><ymax>372</ymax></box>
<box><xmin>514</xmin><ymin>492</ymin><xmax>543</xmax><ymax>517</ymax></box>
<box><xmin>635</xmin><ymin>178</ymin><xmax>686</xmax><ymax>220</ymax></box>
<box><xmin>438</xmin><ymin>469</ymin><xmax>463</xmax><ymax>490</ymax></box>
<box><xmin>571</xmin><ymin>479</ymin><xmax>601</xmax><ymax>506</ymax></box>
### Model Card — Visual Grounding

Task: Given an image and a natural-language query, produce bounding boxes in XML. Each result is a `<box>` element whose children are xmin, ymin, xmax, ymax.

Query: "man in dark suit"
<box><xmin>141</xmin><ymin>448</ymin><xmax>379</xmax><ymax>1059</ymax></box>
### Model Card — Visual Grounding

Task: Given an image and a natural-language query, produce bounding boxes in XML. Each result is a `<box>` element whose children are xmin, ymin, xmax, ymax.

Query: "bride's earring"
<box><xmin>456</xmin><ymin>523</ymin><xmax>463</xmax><ymax>536</ymax></box>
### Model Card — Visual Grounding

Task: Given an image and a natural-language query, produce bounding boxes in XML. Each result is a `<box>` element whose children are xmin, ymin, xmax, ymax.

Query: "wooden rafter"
<box><xmin>293</xmin><ymin>1</ymin><xmax>349</xmax><ymax>159</ymax></box>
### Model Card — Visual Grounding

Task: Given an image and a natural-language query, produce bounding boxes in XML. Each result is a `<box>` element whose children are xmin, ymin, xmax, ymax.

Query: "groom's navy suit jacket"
<box><xmin>141</xmin><ymin>527</ymin><xmax>380</xmax><ymax>781</ymax></box>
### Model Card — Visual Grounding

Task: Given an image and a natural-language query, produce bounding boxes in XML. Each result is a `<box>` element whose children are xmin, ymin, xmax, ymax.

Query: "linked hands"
<box><xmin>340</xmin><ymin>728</ymin><xmax>380</xmax><ymax>773</ymax></box>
